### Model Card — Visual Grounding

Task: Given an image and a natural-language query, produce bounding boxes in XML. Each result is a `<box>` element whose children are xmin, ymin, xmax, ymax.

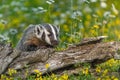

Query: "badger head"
<box><xmin>34</xmin><ymin>24</ymin><xmax>59</xmax><ymax>47</ymax></box>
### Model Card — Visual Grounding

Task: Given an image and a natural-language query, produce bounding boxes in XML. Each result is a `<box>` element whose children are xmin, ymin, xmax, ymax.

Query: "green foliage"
<box><xmin>0</xmin><ymin>0</ymin><xmax>120</xmax><ymax>48</ymax></box>
<box><xmin>0</xmin><ymin>0</ymin><xmax>120</xmax><ymax>79</ymax></box>
<box><xmin>69</xmin><ymin>73</ymin><xmax>95</xmax><ymax>80</ymax></box>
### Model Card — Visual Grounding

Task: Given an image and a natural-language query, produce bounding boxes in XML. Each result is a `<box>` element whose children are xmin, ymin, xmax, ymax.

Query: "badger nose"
<box><xmin>51</xmin><ymin>40</ymin><xmax>59</xmax><ymax>46</ymax></box>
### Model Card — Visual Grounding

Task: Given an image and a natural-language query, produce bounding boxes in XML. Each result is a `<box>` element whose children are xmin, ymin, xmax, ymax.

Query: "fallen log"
<box><xmin>0</xmin><ymin>36</ymin><xmax>120</xmax><ymax>78</ymax></box>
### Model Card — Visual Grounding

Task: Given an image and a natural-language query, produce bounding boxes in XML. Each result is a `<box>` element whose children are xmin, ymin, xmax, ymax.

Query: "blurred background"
<box><xmin>0</xmin><ymin>0</ymin><xmax>120</xmax><ymax>48</ymax></box>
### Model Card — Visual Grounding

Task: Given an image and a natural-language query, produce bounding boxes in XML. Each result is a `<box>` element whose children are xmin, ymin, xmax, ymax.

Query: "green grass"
<box><xmin>0</xmin><ymin>0</ymin><xmax>120</xmax><ymax>79</ymax></box>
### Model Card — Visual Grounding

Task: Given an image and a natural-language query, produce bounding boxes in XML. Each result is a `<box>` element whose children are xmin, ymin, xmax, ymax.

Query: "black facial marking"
<box><xmin>43</xmin><ymin>24</ymin><xmax>52</xmax><ymax>33</ymax></box>
<box><xmin>42</xmin><ymin>32</ymin><xmax>45</xmax><ymax>40</ymax></box>
<box><xmin>36</xmin><ymin>27</ymin><xmax>40</xmax><ymax>35</ymax></box>
<box><xmin>48</xmin><ymin>31</ymin><xmax>53</xmax><ymax>36</ymax></box>
<box><xmin>40</xmin><ymin>24</ymin><xmax>59</xmax><ymax>43</ymax></box>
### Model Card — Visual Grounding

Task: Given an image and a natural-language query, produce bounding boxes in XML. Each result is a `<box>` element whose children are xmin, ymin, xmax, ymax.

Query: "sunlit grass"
<box><xmin>0</xmin><ymin>0</ymin><xmax>120</xmax><ymax>79</ymax></box>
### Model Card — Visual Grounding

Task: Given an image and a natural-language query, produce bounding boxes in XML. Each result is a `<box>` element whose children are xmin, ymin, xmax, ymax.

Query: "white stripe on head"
<box><xmin>48</xmin><ymin>24</ymin><xmax>57</xmax><ymax>40</ymax></box>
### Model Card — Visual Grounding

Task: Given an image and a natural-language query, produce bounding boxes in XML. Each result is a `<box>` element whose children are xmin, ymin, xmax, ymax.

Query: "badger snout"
<box><xmin>51</xmin><ymin>40</ymin><xmax>59</xmax><ymax>46</ymax></box>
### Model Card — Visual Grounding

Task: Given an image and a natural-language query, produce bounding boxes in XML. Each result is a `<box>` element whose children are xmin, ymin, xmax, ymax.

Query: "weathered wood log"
<box><xmin>0</xmin><ymin>43</ymin><xmax>21</xmax><ymax>74</ymax></box>
<box><xmin>0</xmin><ymin>36</ymin><xmax>120</xmax><ymax>78</ymax></box>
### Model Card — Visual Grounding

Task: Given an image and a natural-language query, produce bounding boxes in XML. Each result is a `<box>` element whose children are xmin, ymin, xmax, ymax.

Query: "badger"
<box><xmin>16</xmin><ymin>24</ymin><xmax>59</xmax><ymax>51</ymax></box>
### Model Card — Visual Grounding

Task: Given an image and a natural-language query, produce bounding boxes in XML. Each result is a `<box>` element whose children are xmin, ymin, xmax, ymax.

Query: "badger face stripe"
<box><xmin>40</xmin><ymin>24</ymin><xmax>52</xmax><ymax>45</ymax></box>
<box><xmin>48</xmin><ymin>24</ymin><xmax>57</xmax><ymax>40</ymax></box>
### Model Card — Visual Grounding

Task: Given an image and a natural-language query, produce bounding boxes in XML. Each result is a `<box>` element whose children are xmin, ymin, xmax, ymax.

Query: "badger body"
<box><xmin>16</xmin><ymin>24</ymin><xmax>59</xmax><ymax>51</ymax></box>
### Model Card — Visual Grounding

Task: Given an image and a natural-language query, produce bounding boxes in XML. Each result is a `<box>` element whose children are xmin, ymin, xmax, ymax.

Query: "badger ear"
<box><xmin>35</xmin><ymin>25</ymin><xmax>44</xmax><ymax>38</ymax></box>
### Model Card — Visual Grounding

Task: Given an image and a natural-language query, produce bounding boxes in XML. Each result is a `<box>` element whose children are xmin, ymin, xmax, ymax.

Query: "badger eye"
<box><xmin>56</xmin><ymin>34</ymin><xmax>58</xmax><ymax>36</ymax></box>
<box><xmin>48</xmin><ymin>33</ymin><xmax>52</xmax><ymax>36</ymax></box>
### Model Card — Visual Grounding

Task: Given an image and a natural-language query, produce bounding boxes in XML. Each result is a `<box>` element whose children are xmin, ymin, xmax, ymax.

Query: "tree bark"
<box><xmin>0</xmin><ymin>36</ymin><xmax>120</xmax><ymax>77</ymax></box>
